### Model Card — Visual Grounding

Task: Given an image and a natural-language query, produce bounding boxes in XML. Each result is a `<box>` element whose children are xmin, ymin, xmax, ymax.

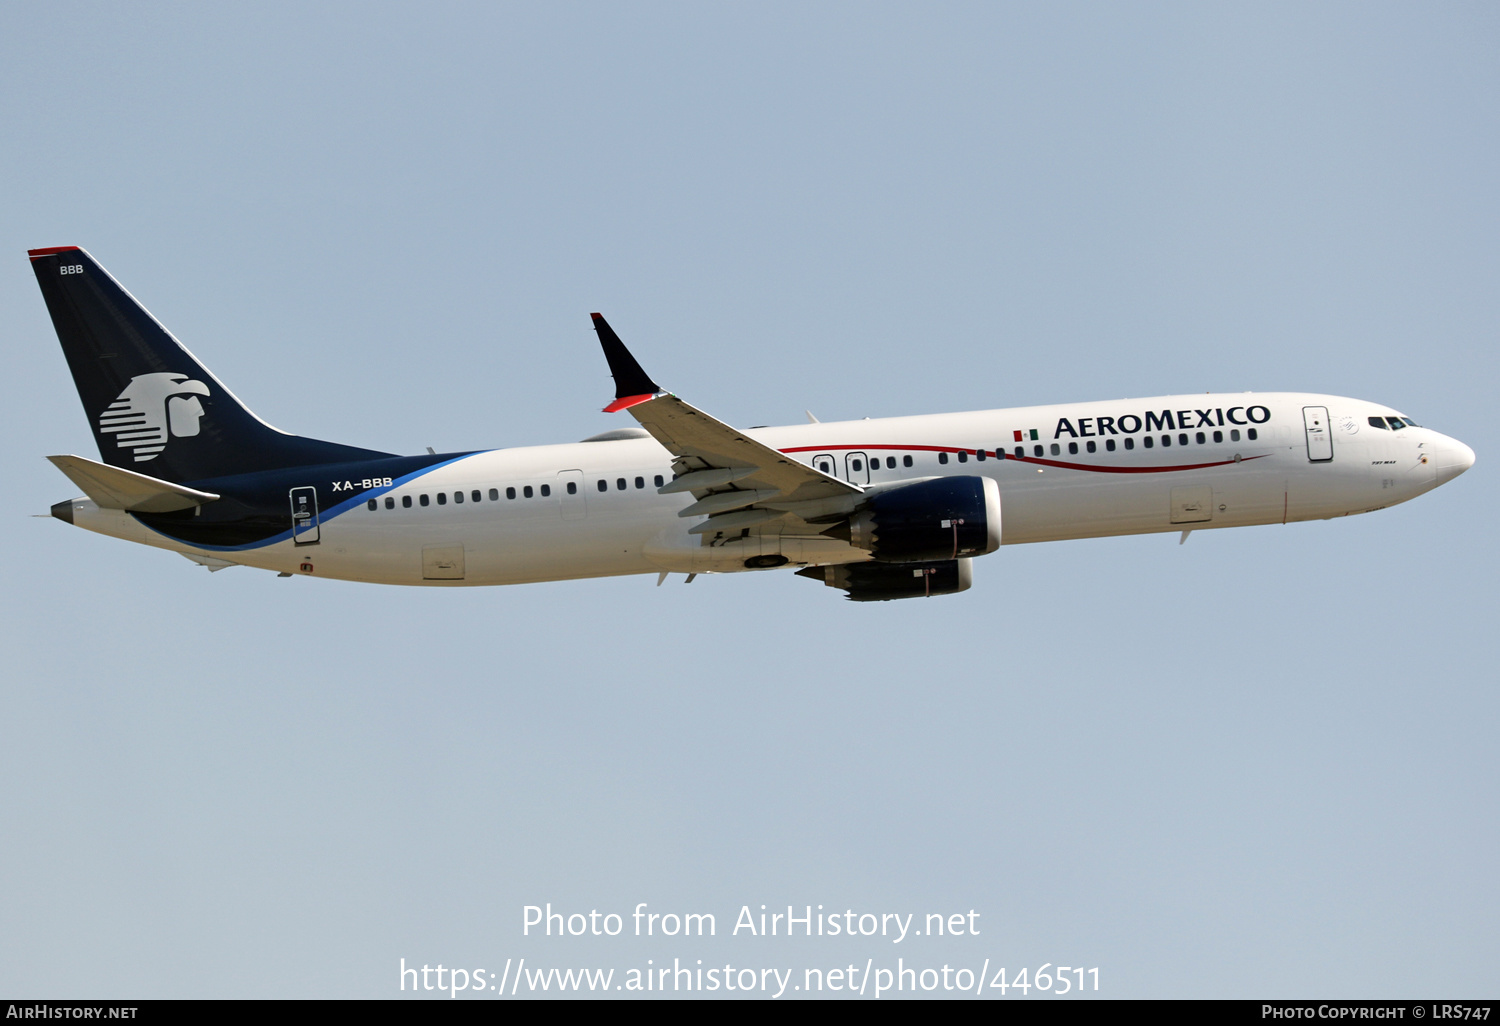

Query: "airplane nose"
<box><xmin>1433</xmin><ymin>437</ymin><xmax>1476</xmax><ymax>485</ymax></box>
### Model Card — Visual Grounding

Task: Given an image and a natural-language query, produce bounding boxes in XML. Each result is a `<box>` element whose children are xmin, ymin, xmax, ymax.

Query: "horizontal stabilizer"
<box><xmin>47</xmin><ymin>454</ymin><xmax>221</xmax><ymax>513</ymax></box>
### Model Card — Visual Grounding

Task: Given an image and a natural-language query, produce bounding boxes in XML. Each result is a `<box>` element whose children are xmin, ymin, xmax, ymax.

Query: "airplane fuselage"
<box><xmin>56</xmin><ymin>391</ymin><xmax>1474</xmax><ymax>587</ymax></box>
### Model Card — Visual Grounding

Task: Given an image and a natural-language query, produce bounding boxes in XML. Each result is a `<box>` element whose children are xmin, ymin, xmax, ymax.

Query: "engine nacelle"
<box><xmin>796</xmin><ymin>558</ymin><xmax>973</xmax><ymax>601</ymax></box>
<box><xmin>829</xmin><ymin>476</ymin><xmax>1000</xmax><ymax>562</ymax></box>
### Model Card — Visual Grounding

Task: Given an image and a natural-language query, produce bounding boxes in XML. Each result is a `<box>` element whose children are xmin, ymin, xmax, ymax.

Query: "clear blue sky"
<box><xmin>2</xmin><ymin>2</ymin><xmax>1495</xmax><ymax>998</ymax></box>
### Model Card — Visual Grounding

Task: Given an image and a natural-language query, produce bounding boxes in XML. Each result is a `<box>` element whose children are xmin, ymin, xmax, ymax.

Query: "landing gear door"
<box><xmin>290</xmin><ymin>486</ymin><xmax>320</xmax><ymax>545</ymax></box>
<box><xmin>1303</xmin><ymin>406</ymin><xmax>1333</xmax><ymax>462</ymax></box>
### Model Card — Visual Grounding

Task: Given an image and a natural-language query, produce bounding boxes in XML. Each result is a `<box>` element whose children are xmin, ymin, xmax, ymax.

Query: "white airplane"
<box><xmin>33</xmin><ymin>246</ymin><xmax>1475</xmax><ymax>600</ymax></box>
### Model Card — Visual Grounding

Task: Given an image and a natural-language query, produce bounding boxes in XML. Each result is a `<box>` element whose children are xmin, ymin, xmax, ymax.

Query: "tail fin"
<box><xmin>30</xmin><ymin>246</ymin><xmax>392</xmax><ymax>483</ymax></box>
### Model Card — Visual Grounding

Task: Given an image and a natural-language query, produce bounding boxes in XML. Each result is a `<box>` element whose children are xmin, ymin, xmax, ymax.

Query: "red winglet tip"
<box><xmin>603</xmin><ymin>393</ymin><xmax>655</xmax><ymax>413</ymax></box>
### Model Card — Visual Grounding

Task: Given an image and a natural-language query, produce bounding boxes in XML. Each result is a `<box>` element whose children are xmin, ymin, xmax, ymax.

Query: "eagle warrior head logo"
<box><xmin>97</xmin><ymin>372</ymin><xmax>211</xmax><ymax>462</ymax></box>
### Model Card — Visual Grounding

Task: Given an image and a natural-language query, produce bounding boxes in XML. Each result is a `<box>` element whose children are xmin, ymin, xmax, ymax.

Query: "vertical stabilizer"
<box><xmin>30</xmin><ymin>247</ymin><xmax>391</xmax><ymax>483</ymax></box>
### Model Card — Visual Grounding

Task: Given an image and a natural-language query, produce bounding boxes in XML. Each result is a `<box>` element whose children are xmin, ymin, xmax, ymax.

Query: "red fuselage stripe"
<box><xmin>778</xmin><ymin>443</ymin><xmax>1269</xmax><ymax>475</ymax></box>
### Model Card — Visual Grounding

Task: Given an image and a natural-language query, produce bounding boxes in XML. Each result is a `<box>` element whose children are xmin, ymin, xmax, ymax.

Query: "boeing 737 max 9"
<box><xmin>31</xmin><ymin>247</ymin><xmax>1475</xmax><ymax>600</ymax></box>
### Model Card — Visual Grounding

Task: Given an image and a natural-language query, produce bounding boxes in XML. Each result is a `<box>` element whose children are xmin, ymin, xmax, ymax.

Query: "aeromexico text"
<box><xmin>1051</xmin><ymin>405</ymin><xmax>1272</xmax><ymax>439</ymax></box>
<box><xmin>524</xmin><ymin>904</ymin><xmax>979</xmax><ymax>943</ymax></box>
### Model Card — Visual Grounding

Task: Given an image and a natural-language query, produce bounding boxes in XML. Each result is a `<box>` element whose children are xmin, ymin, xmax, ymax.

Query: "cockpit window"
<box><xmin>1367</xmin><ymin>416</ymin><xmax>1388</xmax><ymax>429</ymax></box>
<box><xmin>1386</xmin><ymin>417</ymin><xmax>1406</xmax><ymax>431</ymax></box>
<box><xmin>1403</xmin><ymin>417</ymin><xmax>1421</xmax><ymax>428</ymax></box>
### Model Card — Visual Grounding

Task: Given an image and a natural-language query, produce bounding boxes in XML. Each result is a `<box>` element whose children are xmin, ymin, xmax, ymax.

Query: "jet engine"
<box><xmin>823</xmin><ymin>476</ymin><xmax>1001</xmax><ymax>562</ymax></box>
<box><xmin>796</xmin><ymin>558</ymin><xmax>973</xmax><ymax>601</ymax></box>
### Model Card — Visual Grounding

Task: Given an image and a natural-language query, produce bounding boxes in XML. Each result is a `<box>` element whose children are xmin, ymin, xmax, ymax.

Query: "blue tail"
<box><xmin>30</xmin><ymin>246</ymin><xmax>393</xmax><ymax>483</ymax></box>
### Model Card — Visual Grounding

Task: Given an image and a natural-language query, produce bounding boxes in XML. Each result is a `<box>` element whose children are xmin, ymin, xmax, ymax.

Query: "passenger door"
<box><xmin>289</xmin><ymin>486</ymin><xmax>320</xmax><ymax>545</ymax></box>
<box><xmin>1303</xmin><ymin>406</ymin><xmax>1333</xmax><ymax>462</ymax></box>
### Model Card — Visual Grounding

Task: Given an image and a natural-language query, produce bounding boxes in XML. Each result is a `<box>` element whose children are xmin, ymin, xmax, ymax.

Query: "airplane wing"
<box><xmin>590</xmin><ymin>314</ymin><xmax>861</xmax><ymax>533</ymax></box>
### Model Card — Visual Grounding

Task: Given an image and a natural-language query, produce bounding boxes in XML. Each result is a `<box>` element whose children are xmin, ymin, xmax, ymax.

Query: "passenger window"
<box><xmin>937</xmin><ymin>453</ymin><xmax>948</xmax><ymax>465</ymax></box>
<box><xmin>886</xmin><ymin>457</ymin><xmax>897</xmax><ymax>469</ymax></box>
<box><xmin>385</xmin><ymin>496</ymin><xmax>395</xmax><ymax>509</ymax></box>
<box><xmin>617</xmin><ymin>478</ymin><xmax>626</xmax><ymax>490</ymax></box>
<box><xmin>420</xmin><ymin>494</ymin><xmax>430</xmax><ymax>506</ymax></box>
<box><xmin>506</xmin><ymin>487</ymin><xmax>516</xmax><ymax>499</ymax></box>
<box><xmin>1144</xmin><ymin>436</ymin><xmax>1154</xmax><ymax>448</ymax></box>
<box><xmin>597</xmin><ymin>479</ymin><xmax>607</xmax><ymax>492</ymax></box>
<box><xmin>567</xmin><ymin>481</ymin><xmax>577</xmax><ymax>494</ymax></box>
<box><xmin>1067</xmin><ymin>442</ymin><xmax>1078</xmax><ymax>455</ymax></box>
<box><xmin>488</xmin><ymin>488</ymin><xmax>499</xmax><ymax>501</ymax></box>
<box><xmin>403</xmin><ymin>495</ymin><xmax>413</xmax><ymax>508</ymax></box>
<box><xmin>1247</xmin><ymin>428</ymin><xmax>1258</xmax><ymax>440</ymax></box>
<box><xmin>1033</xmin><ymin>444</ymin><xmax>1043</xmax><ymax>457</ymax></box>
<box><xmin>902</xmin><ymin>455</ymin><xmax>913</xmax><ymax>467</ymax></box>
<box><xmin>956</xmin><ymin>451</ymin><xmax>967</xmax><ymax>463</ymax></box>
<box><xmin>1086</xmin><ymin>440</ymin><xmax>1096</xmax><ymax>453</ymax></box>
<box><xmin>1050</xmin><ymin>443</ymin><xmax>1061</xmax><ymax>456</ymax></box>
<box><xmin>634</xmin><ymin>476</ymin><xmax>644</xmax><ymax>489</ymax></box>
<box><xmin>1014</xmin><ymin>446</ymin><xmax>1024</xmax><ymax>458</ymax></box>
<box><xmin>1368</xmin><ymin>416</ymin><xmax>1388</xmax><ymax>429</ymax></box>
<box><xmin>817</xmin><ymin>461</ymin><xmax>831</xmax><ymax>473</ymax></box>
<box><xmin>1195</xmin><ymin>432</ymin><xmax>1205</xmax><ymax>444</ymax></box>
<box><xmin>539</xmin><ymin>484</ymin><xmax>550</xmax><ymax>497</ymax></box>
<box><xmin>1230</xmin><ymin>429</ymin><xmax>1240</xmax><ymax>442</ymax></box>
<box><xmin>437</xmin><ymin>493</ymin><xmax>447</xmax><ymax>505</ymax></box>
<box><xmin>523</xmin><ymin>485</ymin><xmax>533</xmax><ymax>498</ymax></box>
<box><xmin>1161</xmin><ymin>435</ymin><xmax>1171</xmax><ymax>447</ymax></box>
<box><xmin>1178</xmin><ymin>433</ymin><xmax>1189</xmax><ymax>446</ymax></box>
<box><xmin>1123</xmin><ymin>437</ymin><xmax>1133</xmax><ymax>450</ymax></box>
<box><xmin>1212</xmin><ymin>430</ymin><xmax>1222</xmax><ymax>443</ymax></box>
<box><xmin>976</xmin><ymin>449</ymin><xmax>986</xmax><ymax>461</ymax></box>
<box><xmin>367</xmin><ymin>499</ymin><xmax>377</xmax><ymax>511</ymax></box>
<box><xmin>472</xmin><ymin>490</ymin><xmax>481</xmax><ymax>502</ymax></box>
<box><xmin>654</xmin><ymin>474</ymin><xmax>664</xmax><ymax>487</ymax></box>
<box><xmin>453</xmin><ymin>491</ymin><xmax>463</xmax><ymax>503</ymax></box>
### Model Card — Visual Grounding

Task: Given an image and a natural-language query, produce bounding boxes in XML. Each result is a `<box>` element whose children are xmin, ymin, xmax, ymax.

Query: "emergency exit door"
<box><xmin>1303</xmin><ymin>406</ymin><xmax>1333</xmax><ymax>462</ymax></box>
<box><xmin>844</xmin><ymin>451</ymin><xmax>871</xmax><ymax>484</ymax></box>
